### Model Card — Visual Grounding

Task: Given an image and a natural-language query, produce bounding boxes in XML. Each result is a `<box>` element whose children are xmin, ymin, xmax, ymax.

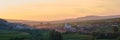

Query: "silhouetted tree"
<box><xmin>49</xmin><ymin>30</ymin><xmax>63</xmax><ymax>40</ymax></box>
<box><xmin>30</xmin><ymin>29</ymin><xmax>43</xmax><ymax>40</ymax></box>
<box><xmin>10</xmin><ymin>37</ymin><xmax>25</xmax><ymax>40</ymax></box>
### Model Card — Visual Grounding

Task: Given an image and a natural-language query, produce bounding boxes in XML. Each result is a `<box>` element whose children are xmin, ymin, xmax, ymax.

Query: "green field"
<box><xmin>0</xmin><ymin>18</ymin><xmax>120</xmax><ymax>40</ymax></box>
<box><xmin>63</xmin><ymin>33</ymin><xmax>92</xmax><ymax>40</ymax></box>
<box><xmin>0</xmin><ymin>30</ymin><xmax>118</xmax><ymax>40</ymax></box>
<box><xmin>40</xmin><ymin>31</ymin><xmax>116</xmax><ymax>40</ymax></box>
<box><xmin>63</xmin><ymin>33</ymin><xmax>116</xmax><ymax>40</ymax></box>
<box><xmin>0</xmin><ymin>30</ymin><xmax>30</xmax><ymax>40</ymax></box>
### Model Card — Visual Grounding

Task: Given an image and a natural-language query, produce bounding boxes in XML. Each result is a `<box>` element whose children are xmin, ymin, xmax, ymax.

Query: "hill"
<box><xmin>6</xmin><ymin>19</ymin><xmax>42</xmax><ymax>25</ymax></box>
<box><xmin>3</xmin><ymin>15</ymin><xmax>120</xmax><ymax>29</ymax></box>
<box><xmin>49</xmin><ymin>15</ymin><xmax>120</xmax><ymax>24</ymax></box>
<box><xmin>5</xmin><ymin>15</ymin><xmax>120</xmax><ymax>24</ymax></box>
<box><xmin>64</xmin><ymin>18</ymin><xmax>120</xmax><ymax>33</ymax></box>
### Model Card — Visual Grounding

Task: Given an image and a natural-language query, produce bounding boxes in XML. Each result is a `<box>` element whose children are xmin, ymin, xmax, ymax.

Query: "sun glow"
<box><xmin>0</xmin><ymin>0</ymin><xmax>120</xmax><ymax>21</ymax></box>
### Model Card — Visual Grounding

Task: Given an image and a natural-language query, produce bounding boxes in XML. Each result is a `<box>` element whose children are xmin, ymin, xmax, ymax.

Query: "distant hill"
<box><xmin>49</xmin><ymin>15</ymin><xmax>120</xmax><ymax>24</ymax></box>
<box><xmin>5</xmin><ymin>15</ymin><xmax>120</xmax><ymax>24</ymax></box>
<box><xmin>0</xmin><ymin>18</ymin><xmax>32</xmax><ymax>30</ymax></box>
<box><xmin>77</xmin><ymin>15</ymin><xmax>120</xmax><ymax>20</ymax></box>
<box><xmin>6</xmin><ymin>19</ymin><xmax>43</xmax><ymax>25</ymax></box>
<box><xmin>3</xmin><ymin>15</ymin><xmax>120</xmax><ymax>29</ymax></box>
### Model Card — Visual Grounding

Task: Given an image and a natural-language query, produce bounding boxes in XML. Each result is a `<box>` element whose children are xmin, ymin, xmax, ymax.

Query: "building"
<box><xmin>64</xmin><ymin>23</ymin><xmax>76</xmax><ymax>32</ymax></box>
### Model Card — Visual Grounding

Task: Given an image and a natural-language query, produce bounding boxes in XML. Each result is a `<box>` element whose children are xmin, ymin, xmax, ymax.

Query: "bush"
<box><xmin>49</xmin><ymin>30</ymin><xmax>63</xmax><ymax>40</ymax></box>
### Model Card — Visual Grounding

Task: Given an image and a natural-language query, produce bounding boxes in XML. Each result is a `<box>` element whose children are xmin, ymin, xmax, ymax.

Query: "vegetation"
<box><xmin>0</xmin><ymin>30</ymin><xmax>30</xmax><ymax>40</ymax></box>
<box><xmin>49</xmin><ymin>30</ymin><xmax>63</xmax><ymax>40</ymax></box>
<box><xmin>0</xmin><ymin>18</ymin><xmax>120</xmax><ymax>40</ymax></box>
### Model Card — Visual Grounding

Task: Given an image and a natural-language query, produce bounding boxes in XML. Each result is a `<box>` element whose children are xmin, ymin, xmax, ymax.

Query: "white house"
<box><xmin>64</xmin><ymin>23</ymin><xmax>72</xmax><ymax>29</ymax></box>
<box><xmin>64</xmin><ymin>23</ymin><xmax>76</xmax><ymax>32</ymax></box>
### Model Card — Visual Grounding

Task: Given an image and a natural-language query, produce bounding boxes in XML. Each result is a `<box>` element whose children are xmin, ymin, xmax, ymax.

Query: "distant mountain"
<box><xmin>0</xmin><ymin>18</ymin><xmax>32</xmax><ymax>30</ymax></box>
<box><xmin>49</xmin><ymin>15</ymin><xmax>120</xmax><ymax>23</ymax></box>
<box><xmin>77</xmin><ymin>15</ymin><xmax>120</xmax><ymax>20</ymax></box>
<box><xmin>2</xmin><ymin>15</ymin><xmax>120</xmax><ymax>29</ymax></box>
<box><xmin>6</xmin><ymin>19</ymin><xmax>43</xmax><ymax>25</ymax></box>
<box><xmin>5</xmin><ymin>15</ymin><xmax>120</xmax><ymax>24</ymax></box>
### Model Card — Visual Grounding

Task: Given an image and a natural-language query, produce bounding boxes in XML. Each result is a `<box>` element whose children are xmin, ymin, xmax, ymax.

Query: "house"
<box><xmin>64</xmin><ymin>23</ymin><xmax>76</xmax><ymax>32</ymax></box>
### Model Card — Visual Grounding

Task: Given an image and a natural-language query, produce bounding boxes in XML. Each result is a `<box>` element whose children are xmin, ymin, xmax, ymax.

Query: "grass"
<box><xmin>44</xmin><ymin>18</ymin><xmax>120</xmax><ymax>40</ymax></box>
<box><xmin>63</xmin><ymin>33</ymin><xmax>93</xmax><ymax>40</ymax></box>
<box><xmin>0</xmin><ymin>30</ymin><xmax>117</xmax><ymax>40</ymax></box>
<box><xmin>0</xmin><ymin>30</ymin><xmax>30</xmax><ymax>40</ymax></box>
<box><xmin>62</xmin><ymin>33</ymin><xmax>118</xmax><ymax>40</ymax></box>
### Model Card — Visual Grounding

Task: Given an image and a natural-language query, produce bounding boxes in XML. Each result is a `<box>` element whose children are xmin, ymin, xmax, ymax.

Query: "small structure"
<box><xmin>64</xmin><ymin>23</ymin><xmax>72</xmax><ymax>29</ymax></box>
<box><xmin>64</xmin><ymin>23</ymin><xmax>76</xmax><ymax>32</ymax></box>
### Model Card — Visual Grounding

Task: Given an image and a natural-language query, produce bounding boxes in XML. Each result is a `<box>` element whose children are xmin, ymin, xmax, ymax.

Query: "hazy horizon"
<box><xmin>0</xmin><ymin>0</ymin><xmax>120</xmax><ymax>21</ymax></box>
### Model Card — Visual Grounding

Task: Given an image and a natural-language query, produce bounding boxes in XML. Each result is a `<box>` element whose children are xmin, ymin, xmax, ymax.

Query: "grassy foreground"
<box><xmin>63</xmin><ymin>33</ymin><xmax>116</xmax><ymax>40</ymax></box>
<box><xmin>0</xmin><ymin>30</ymin><xmax>30</xmax><ymax>40</ymax></box>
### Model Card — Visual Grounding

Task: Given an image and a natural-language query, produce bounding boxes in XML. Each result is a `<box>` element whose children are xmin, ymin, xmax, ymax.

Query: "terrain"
<box><xmin>6</xmin><ymin>15</ymin><xmax>120</xmax><ymax>24</ymax></box>
<box><xmin>0</xmin><ymin>15</ymin><xmax>120</xmax><ymax>40</ymax></box>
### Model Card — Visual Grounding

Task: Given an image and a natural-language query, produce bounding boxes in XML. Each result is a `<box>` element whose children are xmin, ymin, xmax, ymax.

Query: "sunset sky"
<box><xmin>0</xmin><ymin>0</ymin><xmax>120</xmax><ymax>21</ymax></box>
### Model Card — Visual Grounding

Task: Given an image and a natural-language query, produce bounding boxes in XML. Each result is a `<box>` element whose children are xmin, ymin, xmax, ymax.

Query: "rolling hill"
<box><xmin>4</xmin><ymin>15</ymin><xmax>120</xmax><ymax>28</ymax></box>
<box><xmin>5</xmin><ymin>15</ymin><xmax>120</xmax><ymax>24</ymax></box>
<box><xmin>48</xmin><ymin>15</ymin><xmax>120</xmax><ymax>23</ymax></box>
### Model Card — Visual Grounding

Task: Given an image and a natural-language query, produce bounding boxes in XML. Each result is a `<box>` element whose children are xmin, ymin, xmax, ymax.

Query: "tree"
<box><xmin>49</xmin><ymin>30</ymin><xmax>63</xmax><ymax>40</ymax></box>
<box><xmin>30</xmin><ymin>29</ymin><xmax>43</xmax><ymax>40</ymax></box>
<box><xmin>10</xmin><ymin>37</ymin><xmax>25</xmax><ymax>40</ymax></box>
<box><xmin>112</xmin><ymin>25</ymin><xmax>119</xmax><ymax>33</ymax></box>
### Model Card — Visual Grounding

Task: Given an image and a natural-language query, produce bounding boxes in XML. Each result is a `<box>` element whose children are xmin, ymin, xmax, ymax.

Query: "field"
<box><xmin>63</xmin><ymin>33</ymin><xmax>116</xmax><ymax>40</ymax></box>
<box><xmin>63</xmin><ymin>33</ymin><xmax>92</xmax><ymax>40</ymax></box>
<box><xmin>0</xmin><ymin>18</ymin><xmax>120</xmax><ymax>40</ymax></box>
<box><xmin>40</xmin><ymin>30</ymin><xmax>116</xmax><ymax>40</ymax></box>
<box><xmin>0</xmin><ymin>30</ymin><xmax>30</xmax><ymax>40</ymax></box>
<box><xmin>0</xmin><ymin>28</ymin><xmax>118</xmax><ymax>40</ymax></box>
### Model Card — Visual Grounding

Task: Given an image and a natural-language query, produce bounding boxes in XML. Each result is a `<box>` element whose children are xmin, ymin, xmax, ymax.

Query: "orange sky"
<box><xmin>0</xmin><ymin>0</ymin><xmax>120</xmax><ymax>21</ymax></box>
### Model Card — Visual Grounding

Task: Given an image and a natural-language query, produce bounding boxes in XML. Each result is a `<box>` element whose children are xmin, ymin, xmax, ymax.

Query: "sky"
<box><xmin>0</xmin><ymin>0</ymin><xmax>120</xmax><ymax>21</ymax></box>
